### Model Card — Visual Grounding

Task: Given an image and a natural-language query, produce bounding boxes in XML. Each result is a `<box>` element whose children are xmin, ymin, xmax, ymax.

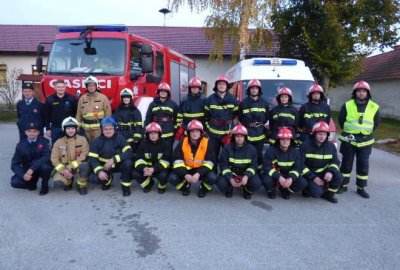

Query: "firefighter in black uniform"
<box><xmin>205</xmin><ymin>75</ymin><xmax>238</xmax><ymax>168</ymax></box>
<box><xmin>338</xmin><ymin>80</ymin><xmax>380</xmax><ymax>198</ymax></box>
<box><xmin>145</xmin><ymin>82</ymin><xmax>178</xmax><ymax>150</ymax></box>
<box><xmin>300</xmin><ymin>121</ymin><xmax>342</xmax><ymax>203</ymax></box>
<box><xmin>132</xmin><ymin>122</ymin><xmax>171</xmax><ymax>194</ymax></box>
<box><xmin>298</xmin><ymin>83</ymin><xmax>331</xmax><ymax>143</ymax></box>
<box><xmin>16</xmin><ymin>81</ymin><xmax>45</xmax><ymax>141</ymax></box>
<box><xmin>268</xmin><ymin>87</ymin><xmax>298</xmax><ymax>145</ymax></box>
<box><xmin>217</xmin><ymin>124</ymin><xmax>261</xmax><ymax>200</ymax></box>
<box><xmin>169</xmin><ymin>120</ymin><xmax>217</xmax><ymax>198</ymax></box>
<box><xmin>87</xmin><ymin>117</ymin><xmax>133</xmax><ymax>196</ymax></box>
<box><xmin>113</xmin><ymin>88</ymin><xmax>143</xmax><ymax>152</ymax></box>
<box><xmin>11</xmin><ymin>122</ymin><xmax>52</xmax><ymax>195</ymax></box>
<box><xmin>238</xmin><ymin>79</ymin><xmax>269</xmax><ymax>171</ymax></box>
<box><xmin>262</xmin><ymin>127</ymin><xmax>307</xmax><ymax>200</ymax></box>
<box><xmin>44</xmin><ymin>79</ymin><xmax>78</xmax><ymax>144</ymax></box>
<box><xmin>175</xmin><ymin>77</ymin><xmax>206</xmax><ymax>141</ymax></box>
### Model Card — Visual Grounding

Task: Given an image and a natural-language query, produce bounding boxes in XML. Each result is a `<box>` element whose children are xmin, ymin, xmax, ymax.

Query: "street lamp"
<box><xmin>159</xmin><ymin>8</ymin><xmax>171</xmax><ymax>26</ymax></box>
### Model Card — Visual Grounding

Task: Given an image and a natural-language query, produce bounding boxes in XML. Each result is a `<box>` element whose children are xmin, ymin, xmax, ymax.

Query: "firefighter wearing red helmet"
<box><xmin>238</xmin><ymin>79</ymin><xmax>269</xmax><ymax>171</ymax></box>
<box><xmin>338</xmin><ymin>80</ymin><xmax>380</xmax><ymax>198</ymax></box>
<box><xmin>76</xmin><ymin>76</ymin><xmax>112</xmax><ymax>144</ymax></box>
<box><xmin>298</xmin><ymin>83</ymin><xmax>331</xmax><ymax>143</ymax></box>
<box><xmin>216</xmin><ymin>124</ymin><xmax>261</xmax><ymax>200</ymax></box>
<box><xmin>262</xmin><ymin>127</ymin><xmax>307</xmax><ymax>200</ymax></box>
<box><xmin>300</xmin><ymin>121</ymin><xmax>343</xmax><ymax>203</ymax></box>
<box><xmin>145</xmin><ymin>82</ymin><xmax>178</xmax><ymax>149</ymax></box>
<box><xmin>176</xmin><ymin>77</ymin><xmax>206</xmax><ymax>134</ymax></box>
<box><xmin>131</xmin><ymin>122</ymin><xmax>171</xmax><ymax>194</ymax></box>
<box><xmin>169</xmin><ymin>120</ymin><xmax>217</xmax><ymax>197</ymax></box>
<box><xmin>205</xmin><ymin>75</ymin><xmax>239</xmax><ymax>169</ymax></box>
<box><xmin>268</xmin><ymin>87</ymin><xmax>299</xmax><ymax>145</ymax></box>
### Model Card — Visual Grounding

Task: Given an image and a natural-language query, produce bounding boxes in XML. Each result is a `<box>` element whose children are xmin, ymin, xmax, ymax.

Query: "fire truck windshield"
<box><xmin>47</xmin><ymin>38</ymin><xmax>126</xmax><ymax>76</ymax></box>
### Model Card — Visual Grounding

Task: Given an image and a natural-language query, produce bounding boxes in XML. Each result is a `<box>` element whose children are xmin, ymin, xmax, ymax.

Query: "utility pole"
<box><xmin>159</xmin><ymin>8</ymin><xmax>172</xmax><ymax>27</ymax></box>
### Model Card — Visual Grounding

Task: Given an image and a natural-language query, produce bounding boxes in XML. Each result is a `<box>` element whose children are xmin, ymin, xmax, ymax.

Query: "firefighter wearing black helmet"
<box><xmin>238</xmin><ymin>79</ymin><xmax>269</xmax><ymax>170</ymax></box>
<box><xmin>338</xmin><ymin>81</ymin><xmax>380</xmax><ymax>198</ymax></box>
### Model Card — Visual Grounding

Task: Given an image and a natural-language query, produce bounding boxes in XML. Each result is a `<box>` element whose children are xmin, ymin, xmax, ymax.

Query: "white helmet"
<box><xmin>61</xmin><ymin>117</ymin><xmax>79</xmax><ymax>131</ymax></box>
<box><xmin>84</xmin><ymin>76</ymin><xmax>99</xmax><ymax>89</ymax></box>
<box><xmin>120</xmin><ymin>88</ymin><xmax>133</xmax><ymax>98</ymax></box>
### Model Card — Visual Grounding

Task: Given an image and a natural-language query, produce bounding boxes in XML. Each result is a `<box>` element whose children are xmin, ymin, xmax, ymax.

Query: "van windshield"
<box><xmin>47</xmin><ymin>38</ymin><xmax>126</xmax><ymax>76</ymax></box>
<box><xmin>243</xmin><ymin>80</ymin><xmax>314</xmax><ymax>106</ymax></box>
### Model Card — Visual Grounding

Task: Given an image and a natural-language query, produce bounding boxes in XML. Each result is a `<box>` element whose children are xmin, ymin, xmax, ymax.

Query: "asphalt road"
<box><xmin>1</xmin><ymin>123</ymin><xmax>399</xmax><ymax>270</ymax></box>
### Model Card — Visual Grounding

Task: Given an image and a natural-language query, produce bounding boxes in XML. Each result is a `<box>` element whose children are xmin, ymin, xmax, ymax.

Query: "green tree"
<box><xmin>272</xmin><ymin>0</ymin><xmax>400</xmax><ymax>90</ymax></box>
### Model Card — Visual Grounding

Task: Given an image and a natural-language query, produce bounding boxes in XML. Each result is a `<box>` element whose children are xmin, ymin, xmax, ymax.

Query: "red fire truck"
<box><xmin>36</xmin><ymin>25</ymin><xmax>196</xmax><ymax>112</ymax></box>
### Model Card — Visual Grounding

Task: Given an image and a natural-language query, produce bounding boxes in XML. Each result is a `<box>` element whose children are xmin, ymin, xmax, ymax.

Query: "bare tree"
<box><xmin>0</xmin><ymin>68</ymin><xmax>23</xmax><ymax>112</ymax></box>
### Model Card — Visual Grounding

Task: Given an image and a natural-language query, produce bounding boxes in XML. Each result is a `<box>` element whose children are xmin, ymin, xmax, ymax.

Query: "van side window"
<box><xmin>130</xmin><ymin>43</ymin><xmax>141</xmax><ymax>70</ymax></box>
<box><xmin>156</xmin><ymin>52</ymin><xmax>164</xmax><ymax>78</ymax></box>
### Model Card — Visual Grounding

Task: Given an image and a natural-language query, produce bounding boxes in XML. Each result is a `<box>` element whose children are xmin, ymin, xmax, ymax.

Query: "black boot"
<box><xmin>77</xmin><ymin>186</ymin><xmax>87</xmax><ymax>195</ymax></box>
<box><xmin>157</xmin><ymin>183</ymin><xmax>166</xmax><ymax>194</ymax></box>
<box><xmin>321</xmin><ymin>191</ymin><xmax>338</xmax><ymax>204</ymax></box>
<box><xmin>197</xmin><ymin>184</ymin><xmax>208</xmax><ymax>198</ymax></box>
<box><xmin>143</xmin><ymin>178</ymin><xmax>154</xmax><ymax>193</ymax></box>
<box><xmin>280</xmin><ymin>188</ymin><xmax>291</xmax><ymax>200</ymax></box>
<box><xmin>39</xmin><ymin>187</ymin><xmax>49</xmax><ymax>196</ymax></box>
<box><xmin>64</xmin><ymin>179</ymin><xmax>73</xmax><ymax>191</ymax></box>
<box><xmin>302</xmin><ymin>189</ymin><xmax>310</xmax><ymax>198</ymax></box>
<box><xmin>102</xmin><ymin>183</ymin><xmax>111</xmax><ymax>190</ymax></box>
<box><xmin>181</xmin><ymin>182</ymin><xmax>191</xmax><ymax>196</ymax></box>
<box><xmin>225</xmin><ymin>187</ymin><xmax>233</xmax><ymax>198</ymax></box>
<box><xmin>337</xmin><ymin>185</ymin><xmax>348</xmax><ymax>194</ymax></box>
<box><xmin>357</xmin><ymin>187</ymin><xmax>370</xmax><ymax>199</ymax></box>
<box><xmin>122</xmin><ymin>186</ymin><xmax>131</xmax><ymax>197</ymax></box>
<box><xmin>242</xmin><ymin>188</ymin><xmax>252</xmax><ymax>200</ymax></box>
<box><xmin>267</xmin><ymin>189</ymin><xmax>276</xmax><ymax>199</ymax></box>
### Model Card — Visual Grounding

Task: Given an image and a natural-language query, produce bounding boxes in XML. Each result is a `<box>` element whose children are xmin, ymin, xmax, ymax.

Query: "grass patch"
<box><xmin>0</xmin><ymin>111</ymin><xmax>17</xmax><ymax>122</ymax></box>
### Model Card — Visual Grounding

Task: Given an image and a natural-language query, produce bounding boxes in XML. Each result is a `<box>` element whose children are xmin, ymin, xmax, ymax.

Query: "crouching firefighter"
<box><xmin>262</xmin><ymin>127</ymin><xmax>307</xmax><ymax>200</ymax></box>
<box><xmin>87</xmin><ymin>117</ymin><xmax>133</xmax><ymax>195</ymax></box>
<box><xmin>216</xmin><ymin>124</ymin><xmax>261</xmax><ymax>200</ymax></box>
<box><xmin>131</xmin><ymin>122</ymin><xmax>171</xmax><ymax>194</ymax></box>
<box><xmin>50</xmin><ymin>117</ymin><xmax>90</xmax><ymax>195</ymax></box>
<box><xmin>300</xmin><ymin>121</ymin><xmax>343</xmax><ymax>204</ymax></box>
<box><xmin>169</xmin><ymin>120</ymin><xmax>217</xmax><ymax>198</ymax></box>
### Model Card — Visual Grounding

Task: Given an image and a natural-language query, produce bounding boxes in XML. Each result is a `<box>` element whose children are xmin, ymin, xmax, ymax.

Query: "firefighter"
<box><xmin>205</xmin><ymin>75</ymin><xmax>239</xmax><ymax>168</ymax></box>
<box><xmin>268</xmin><ymin>87</ymin><xmax>298</xmax><ymax>145</ymax></box>
<box><xmin>169</xmin><ymin>120</ymin><xmax>217</xmax><ymax>197</ymax></box>
<box><xmin>298</xmin><ymin>83</ymin><xmax>331</xmax><ymax>143</ymax></box>
<box><xmin>238</xmin><ymin>79</ymin><xmax>269</xmax><ymax>170</ymax></box>
<box><xmin>300</xmin><ymin>121</ymin><xmax>342</xmax><ymax>203</ymax></box>
<box><xmin>16</xmin><ymin>81</ymin><xmax>45</xmax><ymax>141</ymax></box>
<box><xmin>338</xmin><ymin>81</ymin><xmax>380</xmax><ymax>198</ymax></box>
<box><xmin>87</xmin><ymin>117</ymin><xmax>133</xmax><ymax>196</ymax></box>
<box><xmin>76</xmin><ymin>76</ymin><xmax>111</xmax><ymax>144</ymax></box>
<box><xmin>217</xmin><ymin>124</ymin><xmax>261</xmax><ymax>199</ymax></box>
<box><xmin>132</xmin><ymin>122</ymin><xmax>171</xmax><ymax>194</ymax></box>
<box><xmin>50</xmin><ymin>117</ymin><xmax>90</xmax><ymax>195</ymax></box>
<box><xmin>145</xmin><ymin>82</ymin><xmax>178</xmax><ymax>150</ymax></box>
<box><xmin>113</xmin><ymin>88</ymin><xmax>143</xmax><ymax>151</ymax></box>
<box><xmin>44</xmin><ymin>79</ymin><xmax>77</xmax><ymax>144</ymax></box>
<box><xmin>262</xmin><ymin>127</ymin><xmax>307</xmax><ymax>200</ymax></box>
<box><xmin>175</xmin><ymin>77</ymin><xmax>206</xmax><ymax>141</ymax></box>
<box><xmin>11</xmin><ymin>122</ymin><xmax>52</xmax><ymax>195</ymax></box>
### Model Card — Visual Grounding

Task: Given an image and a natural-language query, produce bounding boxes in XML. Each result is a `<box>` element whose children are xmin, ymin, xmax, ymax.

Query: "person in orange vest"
<box><xmin>168</xmin><ymin>120</ymin><xmax>217</xmax><ymax>198</ymax></box>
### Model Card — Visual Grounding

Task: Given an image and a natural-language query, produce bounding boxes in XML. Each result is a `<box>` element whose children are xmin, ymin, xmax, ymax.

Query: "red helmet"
<box><xmin>353</xmin><ymin>80</ymin><xmax>370</xmax><ymax>92</ymax></box>
<box><xmin>277</xmin><ymin>87</ymin><xmax>292</xmax><ymax>97</ymax></box>
<box><xmin>213</xmin><ymin>75</ymin><xmax>229</xmax><ymax>91</ymax></box>
<box><xmin>246</xmin><ymin>79</ymin><xmax>263</xmax><ymax>96</ymax></box>
<box><xmin>232</xmin><ymin>123</ymin><xmax>248</xmax><ymax>136</ymax></box>
<box><xmin>146</xmin><ymin>122</ymin><xmax>162</xmax><ymax>133</ymax></box>
<box><xmin>157</xmin><ymin>82</ymin><xmax>171</xmax><ymax>96</ymax></box>
<box><xmin>308</xmin><ymin>83</ymin><xmax>324</xmax><ymax>96</ymax></box>
<box><xmin>312</xmin><ymin>121</ymin><xmax>330</xmax><ymax>135</ymax></box>
<box><xmin>187</xmin><ymin>120</ymin><xmax>204</xmax><ymax>132</ymax></box>
<box><xmin>277</xmin><ymin>127</ymin><xmax>293</xmax><ymax>139</ymax></box>
<box><xmin>189</xmin><ymin>77</ymin><xmax>202</xmax><ymax>88</ymax></box>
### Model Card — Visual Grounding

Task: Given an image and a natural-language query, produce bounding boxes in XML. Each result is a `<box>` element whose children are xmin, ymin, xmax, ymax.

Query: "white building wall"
<box><xmin>0</xmin><ymin>55</ymin><xmax>47</xmax><ymax>75</ymax></box>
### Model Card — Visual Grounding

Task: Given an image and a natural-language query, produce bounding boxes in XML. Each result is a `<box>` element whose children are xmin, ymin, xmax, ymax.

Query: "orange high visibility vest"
<box><xmin>182</xmin><ymin>137</ymin><xmax>208</xmax><ymax>169</ymax></box>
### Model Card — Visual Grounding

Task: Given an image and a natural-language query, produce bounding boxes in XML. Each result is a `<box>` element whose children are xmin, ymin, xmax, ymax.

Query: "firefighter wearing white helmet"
<box><xmin>50</xmin><ymin>117</ymin><xmax>91</xmax><ymax>195</ymax></box>
<box><xmin>76</xmin><ymin>76</ymin><xmax>111</xmax><ymax>144</ymax></box>
<box><xmin>113</xmin><ymin>88</ymin><xmax>143</xmax><ymax>151</ymax></box>
<box><xmin>298</xmin><ymin>82</ymin><xmax>331</xmax><ymax>143</ymax></box>
<box><xmin>338</xmin><ymin>80</ymin><xmax>380</xmax><ymax>199</ymax></box>
<box><xmin>169</xmin><ymin>120</ymin><xmax>217</xmax><ymax>197</ymax></box>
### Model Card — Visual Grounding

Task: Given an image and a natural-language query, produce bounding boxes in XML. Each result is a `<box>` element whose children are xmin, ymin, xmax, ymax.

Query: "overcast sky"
<box><xmin>0</xmin><ymin>0</ymin><xmax>207</xmax><ymax>27</ymax></box>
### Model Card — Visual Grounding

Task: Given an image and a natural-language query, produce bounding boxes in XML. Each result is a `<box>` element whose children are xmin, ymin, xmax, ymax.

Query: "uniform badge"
<box><xmin>37</xmin><ymin>144</ymin><xmax>44</xmax><ymax>150</ymax></box>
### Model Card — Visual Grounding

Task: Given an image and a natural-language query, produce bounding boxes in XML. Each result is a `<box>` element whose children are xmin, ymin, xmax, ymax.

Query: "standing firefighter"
<box><xmin>169</xmin><ymin>120</ymin><xmax>217</xmax><ymax>198</ymax></box>
<box><xmin>113</xmin><ymin>88</ymin><xmax>143</xmax><ymax>151</ymax></box>
<box><xmin>205</xmin><ymin>75</ymin><xmax>239</xmax><ymax>168</ymax></box>
<box><xmin>132</xmin><ymin>122</ymin><xmax>171</xmax><ymax>194</ymax></box>
<box><xmin>301</xmin><ymin>121</ymin><xmax>342</xmax><ymax>203</ymax></box>
<box><xmin>145</xmin><ymin>82</ymin><xmax>178</xmax><ymax>150</ymax></box>
<box><xmin>262</xmin><ymin>128</ymin><xmax>307</xmax><ymax>200</ymax></box>
<box><xmin>298</xmin><ymin>83</ymin><xmax>331</xmax><ymax>143</ymax></box>
<box><xmin>87</xmin><ymin>117</ymin><xmax>133</xmax><ymax>196</ymax></box>
<box><xmin>175</xmin><ymin>77</ymin><xmax>206</xmax><ymax>141</ymax></box>
<box><xmin>268</xmin><ymin>87</ymin><xmax>298</xmax><ymax>145</ymax></box>
<box><xmin>338</xmin><ymin>81</ymin><xmax>380</xmax><ymax>198</ymax></box>
<box><xmin>76</xmin><ymin>76</ymin><xmax>111</xmax><ymax>144</ymax></box>
<box><xmin>50</xmin><ymin>117</ymin><xmax>90</xmax><ymax>195</ymax></box>
<box><xmin>238</xmin><ymin>79</ymin><xmax>269</xmax><ymax>170</ymax></box>
<box><xmin>217</xmin><ymin>124</ymin><xmax>261</xmax><ymax>200</ymax></box>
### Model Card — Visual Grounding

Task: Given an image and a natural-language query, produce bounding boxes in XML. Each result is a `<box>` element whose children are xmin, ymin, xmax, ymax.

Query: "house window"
<box><xmin>0</xmin><ymin>64</ymin><xmax>6</xmax><ymax>85</ymax></box>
